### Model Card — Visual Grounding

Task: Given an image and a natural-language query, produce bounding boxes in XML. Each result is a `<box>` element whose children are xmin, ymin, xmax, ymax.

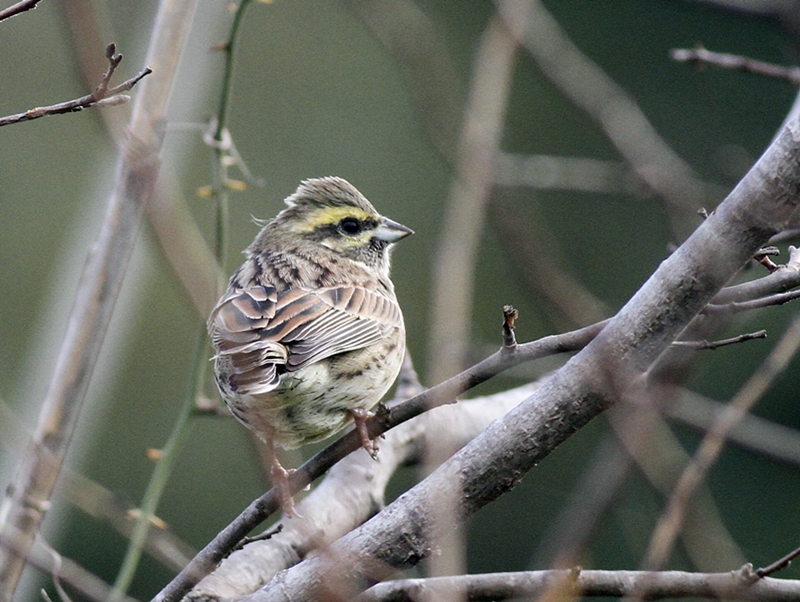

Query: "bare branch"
<box><xmin>0</xmin><ymin>394</ymin><xmax>195</xmax><ymax>573</ymax></box>
<box><xmin>188</xmin><ymin>383</ymin><xmax>539</xmax><ymax>600</ymax></box>
<box><xmin>0</xmin><ymin>44</ymin><xmax>151</xmax><ymax>127</ymax></box>
<box><xmin>0</xmin><ymin>0</ymin><xmax>42</xmax><ymax>22</ymax></box>
<box><xmin>360</xmin><ymin>568</ymin><xmax>800</xmax><ymax>602</ymax></box>
<box><xmin>662</xmin><ymin>387</ymin><xmax>800</xmax><ymax>468</ymax></box>
<box><xmin>0</xmin><ymin>4</ymin><xmax>197</xmax><ymax>599</ymax></box>
<box><xmin>0</xmin><ymin>527</ymin><xmax>139</xmax><ymax>602</ymax></box>
<box><xmin>644</xmin><ymin>313</ymin><xmax>800</xmax><ymax>570</ymax></box>
<box><xmin>671</xmin><ymin>329</ymin><xmax>767</xmax><ymax>350</ymax></box>
<box><xmin>758</xmin><ymin>545</ymin><xmax>800</xmax><ymax>578</ymax></box>
<box><xmin>495</xmin><ymin>0</ymin><xmax>710</xmax><ymax>238</ymax></box>
<box><xmin>704</xmin><ymin>288</ymin><xmax>800</xmax><ymax>314</ymax></box>
<box><xmin>154</xmin><ymin>321</ymin><xmax>605</xmax><ymax>602</ymax></box>
<box><xmin>160</xmin><ymin>100</ymin><xmax>800</xmax><ymax>599</ymax></box>
<box><xmin>223</xmin><ymin>72</ymin><xmax>800</xmax><ymax>602</ymax></box>
<box><xmin>606</xmin><ymin>395</ymin><xmax>745</xmax><ymax>574</ymax></box>
<box><xmin>671</xmin><ymin>46</ymin><xmax>800</xmax><ymax>85</ymax></box>
<box><xmin>711</xmin><ymin>245</ymin><xmax>800</xmax><ymax>304</ymax></box>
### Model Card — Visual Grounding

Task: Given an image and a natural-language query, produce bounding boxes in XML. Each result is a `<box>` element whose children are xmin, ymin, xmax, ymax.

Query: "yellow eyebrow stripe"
<box><xmin>291</xmin><ymin>206</ymin><xmax>374</xmax><ymax>232</ymax></box>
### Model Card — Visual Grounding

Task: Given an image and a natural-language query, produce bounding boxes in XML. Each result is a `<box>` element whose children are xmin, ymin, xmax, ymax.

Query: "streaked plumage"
<box><xmin>208</xmin><ymin>177</ymin><xmax>412</xmax><ymax>515</ymax></box>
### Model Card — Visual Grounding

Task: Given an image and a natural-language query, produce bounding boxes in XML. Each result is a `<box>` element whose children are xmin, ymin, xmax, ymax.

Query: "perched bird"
<box><xmin>208</xmin><ymin>177</ymin><xmax>412</xmax><ymax>515</ymax></box>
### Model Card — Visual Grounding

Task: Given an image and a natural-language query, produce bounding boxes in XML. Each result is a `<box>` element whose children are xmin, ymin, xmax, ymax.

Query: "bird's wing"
<box><xmin>208</xmin><ymin>284</ymin><xmax>402</xmax><ymax>387</ymax></box>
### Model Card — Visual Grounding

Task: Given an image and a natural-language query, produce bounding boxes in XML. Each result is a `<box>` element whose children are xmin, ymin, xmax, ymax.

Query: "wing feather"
<box><xmin>208</xmin><ymin>284</ymin><xmax>403</xmax><ymax>396</ymax></box>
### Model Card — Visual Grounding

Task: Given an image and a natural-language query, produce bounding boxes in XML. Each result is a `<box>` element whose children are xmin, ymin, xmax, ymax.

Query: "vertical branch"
<box><xmin>209</xmin><ymin>0</ymin><xmax>253</xmax><ymax>275</ymax></box>
<box><xmin>0</xmin><ymin>0</ymin><xmax>199</xmax><ymax>598</ymax></box>
<box><xmin>111</xmin><ymin>2</ymin><xmax>257</xmax><ymax>596</ymax></box>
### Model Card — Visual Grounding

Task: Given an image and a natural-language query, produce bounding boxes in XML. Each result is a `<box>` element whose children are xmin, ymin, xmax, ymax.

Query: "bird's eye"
<box><xmin>339</xmin><ymin>217</ymin><xmax>362</xmax><ymax>235</ymax></box>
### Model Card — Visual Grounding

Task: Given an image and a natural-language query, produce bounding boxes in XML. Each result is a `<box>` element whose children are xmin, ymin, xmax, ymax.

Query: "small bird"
<box><xmin>208</xmin><ymin>177</ymin><xmax>412</xmax><ymax>515</ymax></box>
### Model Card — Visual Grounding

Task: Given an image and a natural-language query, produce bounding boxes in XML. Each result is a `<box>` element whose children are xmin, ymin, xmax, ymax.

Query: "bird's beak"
<box><xmin>375</xmin><ymin>217</ymin><xmax>414</xmax><ymax>242</ymax></box>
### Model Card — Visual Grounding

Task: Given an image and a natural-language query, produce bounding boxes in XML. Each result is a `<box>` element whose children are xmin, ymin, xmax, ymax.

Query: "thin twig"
<box><xmin>703</xmin><ymin>288</ymin><xmax>800</xmax><ymax>314</ymax></box>
<box><xmin>0</xmin><ymin>44</ymin><xmax>151</xmax><ymax>127</ymax></box>
<box><xmin>207</xmin><ymin>0</ymin><xmax>255</xmax><ymax>271</ymax></box>
<box><xmin>671</xmin><ymin>330</ymin><xmax>767</xmax><ymax>350</ymax></box>
<box><xmin>768</xmin><ymin>226</ymin><xmax>800</xmax><ymax>245</ymax></box>
<box><xmin>0</xmin><ymin>0</ymin><xmax>42</xmax><ymax>22</ymax></box>
<box><xmin>644</xmin><ymin>314</ymin><xmax>800</xmax><ymax>571</ymax></box>
<box><xmin>671</xmin><ymin>46</ymin><xmax>800</xmax><ymax>86</ymax></box>
<box><xmin>757</xmin><ymin>544</ymin><xmax>800</xmax><ymax>578</ymax></box>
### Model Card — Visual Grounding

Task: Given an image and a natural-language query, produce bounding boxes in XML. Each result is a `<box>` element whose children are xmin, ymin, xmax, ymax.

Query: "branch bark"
<box><xmin>359</xmin><ymin>568</ymin><xmax>800</xmax><ymax>602</ymax></box>
<box><xmin>0</xmin><ymin>1</ymin><xmax>198</xmax><ymax>598</ymax></box>
<box><xmin>0</xmin><ymin>0</ymin><xmax>42</xmax><ymax>22</ymax></box>
<box><xmin>241</xmin><ymin>89</ymin><xmax>800</xmax><ymax>602</ymax></box>
<box><xmin>188</xmin><ymin>383</ymin><xmax>539</xmax><ymax>600</ymax></box>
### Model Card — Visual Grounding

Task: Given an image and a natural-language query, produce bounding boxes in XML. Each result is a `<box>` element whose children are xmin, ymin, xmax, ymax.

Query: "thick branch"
<box><xmin>188</xmin><ymin>384</ymin><xmax>538</xmax><ymax>600</ymax></box>
<box><xmin>242</xmin><ymin>84</ymin><xmax>800</xmax><ymax>602</ymax></box>
<box><xmin>154</xmin><ymin>323</ymin><xmax>604</xmax><ymax>602</ymax></box>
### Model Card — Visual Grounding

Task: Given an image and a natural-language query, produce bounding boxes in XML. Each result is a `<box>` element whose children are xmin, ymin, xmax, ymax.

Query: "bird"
<box><xmin>207</xmin><ymin>176</ymin><xmax>412</xmax><ymax>516</ymax></box>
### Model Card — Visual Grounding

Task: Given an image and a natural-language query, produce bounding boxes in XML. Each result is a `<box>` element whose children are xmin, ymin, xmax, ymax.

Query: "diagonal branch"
<box><xmin>188</xmin><ymin>381</ymin><xmax>540</xmax><ymax>600</ymax></box>
<box><xmin>644</xmin><ymin>313</ymin><xmax>800</xmax><ymax>571</ymax></box>
<box><xmin>153</xmin><ymin>321</ymin><xmax>605</xmax><ymax>602</ymax></box>
<box><xmin>495</xmin><ymin>0</ymin><xmax>710</xmax><ymax>238</ymax></box>
<box><xmin>163</xmin><ymin>213</ymin><xmax>800</xmax><ymax>602</ymax></box>
<box><xmin>0</xmin><ymin>0</ymin><xmax>42</xmax><ymax>22</ymax></box>
<box><xmin>239</xmin><ymin>76</ymin><xmax>800</xmax><ymax>602</ymax></box>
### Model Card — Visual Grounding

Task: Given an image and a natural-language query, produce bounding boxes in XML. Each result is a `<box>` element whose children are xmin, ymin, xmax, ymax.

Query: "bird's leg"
<box><xmin>266</xmin><ymin>437</ymin><xmax>300</xmax><ymax>518</ymax></box>
<box><xmin>349</xmin><ymin>407</ymin><xmax>379</xmax><ymax>459</ymax></box>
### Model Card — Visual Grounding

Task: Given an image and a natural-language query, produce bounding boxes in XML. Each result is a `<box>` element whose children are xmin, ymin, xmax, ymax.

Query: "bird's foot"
<box><xmin>271</xmin><ymin>460</ymin><xmax>301</xmax><ymax>518</ymax></box>
<box><xmin>350</xmin><ymin>407</ymin><xmax>380</xmax><ymax>460</ymax></box>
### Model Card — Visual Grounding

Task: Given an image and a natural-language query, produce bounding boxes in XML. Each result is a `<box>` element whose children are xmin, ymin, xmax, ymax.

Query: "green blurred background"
<box><xmin>1</xmin><ymin>1</ymin><xmax>799</xmax><ymax>600</ymax></box>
